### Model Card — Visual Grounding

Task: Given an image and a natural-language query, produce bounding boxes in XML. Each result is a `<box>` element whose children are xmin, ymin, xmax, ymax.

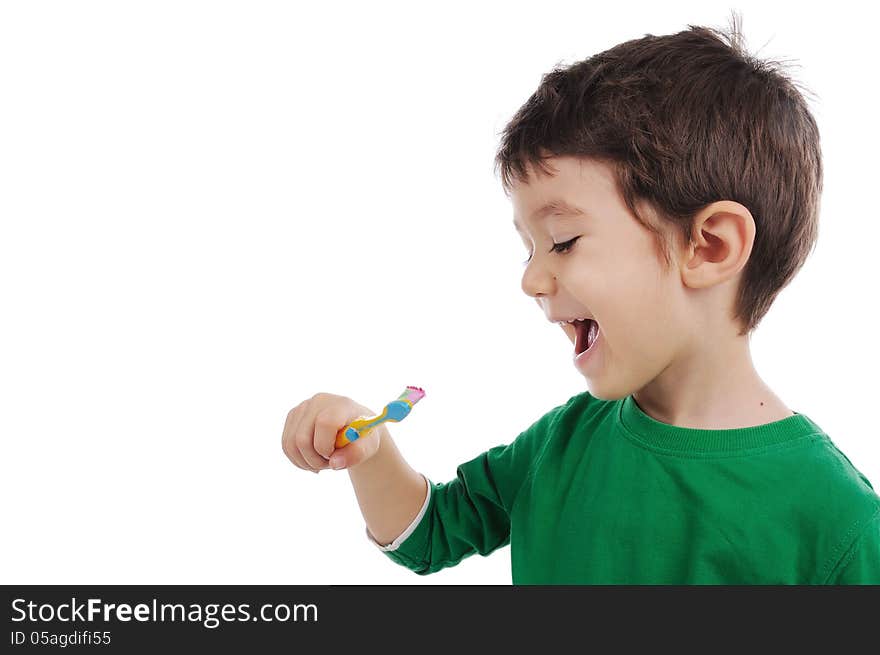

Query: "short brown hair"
<box><xmin>493</xmin><ymin>11</ymin><xmax>822</xmax><ymax>336</ymax></box>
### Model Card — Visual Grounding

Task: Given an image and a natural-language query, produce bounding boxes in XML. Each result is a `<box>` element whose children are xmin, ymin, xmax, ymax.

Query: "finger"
<box><xmin>286</xmin><ymin>422</ymin><xmax>320</xmax><ymax>472</ymax></box>
<box><xmin>288</xmin><ymin>446</ymin><xmax>312</xmax><ymax>472</ymax></box>
<box><xmin>329</xmin><ymin>425</ymin><xmax>381</xmax><ymax>470</ymax></box>
<box><xmin>295</xmin><ymin>403</ymin><xmax>331</xmax><ymax>472</ymax></box>
<box><xmin>281</xmin><ymin>401</ymin><xmax>306</xmax><ymax>466</ymax></box>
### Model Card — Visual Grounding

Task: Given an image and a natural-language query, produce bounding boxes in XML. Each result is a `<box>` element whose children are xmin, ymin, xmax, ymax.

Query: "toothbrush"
<box><xmin>335</xmin><ymin>386</ymin><xmax>426</xmax><ymax>448</ymax></box>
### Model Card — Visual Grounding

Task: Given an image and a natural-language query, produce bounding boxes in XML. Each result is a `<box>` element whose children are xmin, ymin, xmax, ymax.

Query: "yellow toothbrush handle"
<box><xmin>335</xmin><ymin>411</ymin><xmax>386</xmax><ymax>448</ymax></box>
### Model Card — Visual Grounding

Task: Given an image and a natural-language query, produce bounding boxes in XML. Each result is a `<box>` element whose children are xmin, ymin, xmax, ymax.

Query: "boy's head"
<box><xmin>495</xmin><ymin>15</ymin><xmax>822</xmax><ymax>399</ymax></box>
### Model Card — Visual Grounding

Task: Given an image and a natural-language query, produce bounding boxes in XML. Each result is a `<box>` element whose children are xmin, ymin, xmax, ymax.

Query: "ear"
<box><xmin>680</xmin><ymin>201</ymin><xmax>755</xmax><ymax>289</ymax></box>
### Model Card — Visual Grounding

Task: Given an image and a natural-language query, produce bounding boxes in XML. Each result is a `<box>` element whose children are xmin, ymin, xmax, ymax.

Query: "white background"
<box><xmin>1</xmin><ymin>1</ymin><xmax>877</xmax><ymax>585</ymax></box>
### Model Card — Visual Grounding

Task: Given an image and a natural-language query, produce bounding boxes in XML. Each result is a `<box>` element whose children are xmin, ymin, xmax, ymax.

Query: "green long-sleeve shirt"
<box><xmin>368</xmin><ymin>391</ymin><xmax>880</xmax><ymax>584</ymax></box>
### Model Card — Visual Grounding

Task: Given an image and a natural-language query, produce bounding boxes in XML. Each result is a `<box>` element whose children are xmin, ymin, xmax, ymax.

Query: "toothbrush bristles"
<box><xmin>401</xmin><ymin>385</ymin><xmax>426</xmax><ymax>404</ymax></box>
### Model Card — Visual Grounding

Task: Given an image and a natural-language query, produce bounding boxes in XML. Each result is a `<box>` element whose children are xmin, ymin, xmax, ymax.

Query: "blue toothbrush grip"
<box><xmin>383</xmin><ymin>400</ymin><xmax>412</xmax><ymax>422</ymax></box>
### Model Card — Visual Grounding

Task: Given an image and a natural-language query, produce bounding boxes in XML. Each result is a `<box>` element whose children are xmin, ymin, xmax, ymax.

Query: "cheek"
<box><xmin>618</xmin><ymin>255</ymin><xmax>671</xmax><ymax>309</ymax></box>
<box><xmin>596</xmin><ymin>262</ymin><xmax>673</xmax><ymax>346</ymax></box>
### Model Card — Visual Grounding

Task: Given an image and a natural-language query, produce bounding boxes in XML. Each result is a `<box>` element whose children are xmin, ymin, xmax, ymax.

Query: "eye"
<box><xmin>551</xmin><ymin>236</ymin><xmax>581</xmax><ymax>255</ymax></box>
<box><xmin>523</xmin><ymin>236</ymin><xmax>581</xmax><ymax>264</ymax></box>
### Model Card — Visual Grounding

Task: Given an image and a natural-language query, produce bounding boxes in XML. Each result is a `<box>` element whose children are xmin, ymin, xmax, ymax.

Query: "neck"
<box><xmin>632</xmin><ymin>330</ymin><xmax>792</xmax><ymax>430</ymax></box>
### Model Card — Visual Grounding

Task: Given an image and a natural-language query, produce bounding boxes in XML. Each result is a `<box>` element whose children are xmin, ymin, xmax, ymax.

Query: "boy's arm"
<box><xmin>827</xmin><ymin>507</ymin><xmax>880</xmax><ymax>585</ymax></box>
<box><xmin>349</xmin><ymin>406</ymin><xmax>562</xmax><ymax>575</ymax></box>
<box><xmin>345</xmin><ymin>426</ymin><xmax>429</xmax><ymax>547</ymax></box>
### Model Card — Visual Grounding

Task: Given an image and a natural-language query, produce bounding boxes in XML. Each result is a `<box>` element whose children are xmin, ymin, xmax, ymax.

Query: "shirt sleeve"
<box><xmin>368</xmin><ymin>405</ymin><xmax>562</xmax><ymax>576</ymax></box>
<box><xmin>828</xmin><ymin>507</ymin><xmax>880</xmax><ymax>585</ymax></box>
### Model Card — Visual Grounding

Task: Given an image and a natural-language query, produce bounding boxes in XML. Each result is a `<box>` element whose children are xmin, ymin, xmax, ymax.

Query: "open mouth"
<box><xmin>574</xmin><ymin>319</ymin><xmax>599</xmax><ymax>355</ymax></box>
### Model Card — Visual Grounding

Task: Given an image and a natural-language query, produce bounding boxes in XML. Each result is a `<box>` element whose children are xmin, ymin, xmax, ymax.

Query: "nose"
<box><xmin>520</xmin><ymin>258</ymin><xmax>557</xmax><ymax>299</ymax></box>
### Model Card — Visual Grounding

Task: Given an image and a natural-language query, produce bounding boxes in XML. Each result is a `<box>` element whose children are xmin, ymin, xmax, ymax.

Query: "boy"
<box><xmin>281</xmin><ymin>19</ymin><xmax>879</xmax><ymax>583</ymax></box>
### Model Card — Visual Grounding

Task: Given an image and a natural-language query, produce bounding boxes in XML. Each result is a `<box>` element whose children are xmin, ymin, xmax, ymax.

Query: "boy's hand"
<box><xmin>281</xmin><ymin>392</ymin><xmax>384</xmax><ymax>473</ymax></box>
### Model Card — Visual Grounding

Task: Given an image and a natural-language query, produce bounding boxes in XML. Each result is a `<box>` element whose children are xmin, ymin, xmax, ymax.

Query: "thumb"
<box><xmin>329</xmin><ymin>426</ymin><xmax>382</xmax><ymax>470</ymax></box>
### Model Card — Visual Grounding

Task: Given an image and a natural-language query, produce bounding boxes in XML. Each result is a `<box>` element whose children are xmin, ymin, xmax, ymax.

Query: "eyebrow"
<box><xmin>512</xmin><ymin>199</ymin><xmax>586</xmax><ymax>231</ymax></box>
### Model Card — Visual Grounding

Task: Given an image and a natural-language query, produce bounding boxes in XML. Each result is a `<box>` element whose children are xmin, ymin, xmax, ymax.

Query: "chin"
<box><xmin>583</xmin><ymin>377</ymin><xmax>633</xmax><ymax>402</ymax></box>
<box><xmin>586</xmin><ymin>386</ymin><xmax>629</xmax><ymax>402</ymax></box>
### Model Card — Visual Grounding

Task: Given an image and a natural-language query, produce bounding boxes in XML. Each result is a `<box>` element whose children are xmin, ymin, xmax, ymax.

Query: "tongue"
<box><xmin>575</xmin><ymin>320</ymin><xmax>591</xmax><ymax>355</ymax></box>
